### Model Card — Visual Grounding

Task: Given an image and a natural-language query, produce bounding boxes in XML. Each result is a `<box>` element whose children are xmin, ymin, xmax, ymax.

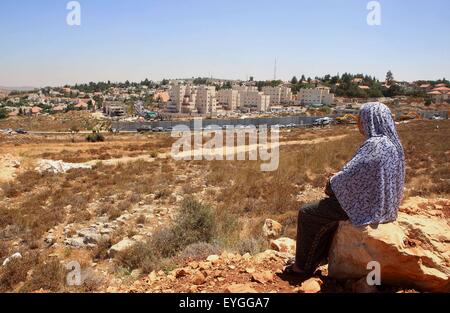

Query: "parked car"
<box><xmin>137</xmin><ymin>126</ymin><xmax>153</xmax><ymax>133</ymax></box>
<box><xmin>15</xmin><ymin>128</ymin><xmax>28</xmax><ymax>134</ymax></box>
<box><xmin>1</xmin><ymin>128</ymin><xmax>13</xmax><ymax>135</ymax></box>
<box><xmin>313</xmin><ymin>117</ymin><xmax>333</xmax><ymax>126</ymax></box>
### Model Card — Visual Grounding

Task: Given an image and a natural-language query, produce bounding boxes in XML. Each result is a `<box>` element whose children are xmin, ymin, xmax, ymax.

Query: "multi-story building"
<box><xmin>217</xmin><ymin>89</ymin><xmax>240</xmax><ymax>111</ymax></box>
<box><xmin>232</xmin><ymin>85</ymin><xmax>258</xmax><ymax>92</ymax></box>
<box><xmin>195</xmin><ymin>85</ymin><xmax>217</xmax><ymax>114</ymax></box>
<box><xmin>168</xmin><ymin>84</ymin><xmax>188</xmax><ymax>113</ymax></box>
<box><xmin>229</xmin><ymin>86</ymin><xmax>270</xmax><ymax>112</ymax></box>
<box><xmin>297</xmin><ymin>87</ymin><xmax>334</xmax><ymax>106</ymax></box>
<box><xmin>180</xmin><ymin>85</ymin><xmax>197</xmax><ymax>113</ymax></box>
<box><xmin>262</xmin><ymin>86</ymin><xmax>293</xmax><ymax>105</ymax></box>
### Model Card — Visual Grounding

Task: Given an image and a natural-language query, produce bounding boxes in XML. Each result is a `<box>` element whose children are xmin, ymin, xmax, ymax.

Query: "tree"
<box><xmin>270</xmin><ymin>80</ymin><xmax>282</xmax><ymax>87</ymax></box>
<box><xmin>0</xmin><ymin>107</ymin><xmax>7</xmax><ymax>119</ymax></box>
<box><xmin>386</xmin><ymin>70</ymin><xmax>394</xmax><ymax>85</ymax></box>
<box><xmin>249</xmin><ymin>76</ymin><xmax>254</xmax><ymax>82</ymax></box>
<box><xmin>291</xmin><ymin>76</ymin><xmax>298</xmax><ymax>84</ymax></box>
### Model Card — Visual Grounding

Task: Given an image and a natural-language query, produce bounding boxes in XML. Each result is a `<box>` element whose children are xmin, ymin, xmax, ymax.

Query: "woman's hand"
<box><xmin>324</xmin><ymin>173</ymin><xmax>336</xmax><ymax>196</ymax></box>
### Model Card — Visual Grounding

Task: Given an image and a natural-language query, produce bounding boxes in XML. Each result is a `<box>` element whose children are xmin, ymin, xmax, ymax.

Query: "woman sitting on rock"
<box><xmin>285</xmin><ymin>102</ymin><xmax>405</xmax><ymax>277</ymax></box>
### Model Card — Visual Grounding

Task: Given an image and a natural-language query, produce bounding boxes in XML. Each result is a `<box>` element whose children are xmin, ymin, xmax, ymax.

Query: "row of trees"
<box><xmin>54</xmin><ymin>79</ymin><xmax>161</xmax><ymax>94</ymax></box>
<box><xmin>288</xmin><ymin>71</ymin><xmax>432</xmax><ymax>98</ymax></box>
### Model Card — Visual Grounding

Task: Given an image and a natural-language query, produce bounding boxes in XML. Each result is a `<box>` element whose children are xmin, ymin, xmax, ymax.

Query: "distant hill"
<box><xmin>0</xmin><ymin>86</ymin><xmax>38</xmax><ymax>92</ymax></box>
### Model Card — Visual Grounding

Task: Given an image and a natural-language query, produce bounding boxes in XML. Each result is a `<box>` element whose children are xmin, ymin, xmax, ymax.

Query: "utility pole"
<box><xmin>274</xmin><ymin>58</ymin><xmax>277</xmax><ymax>81</ymax></box>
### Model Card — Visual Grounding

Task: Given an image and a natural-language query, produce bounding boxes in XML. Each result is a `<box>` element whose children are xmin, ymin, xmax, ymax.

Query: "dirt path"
<box><xmin>169</xmin><ymin>134</ymin><xmax>349</xmax><ymax>160</ymax></box>
<box><xmin>1</xmin><ymin>134</ymin><xmax>349</xmax><ymax>178</ymax></box>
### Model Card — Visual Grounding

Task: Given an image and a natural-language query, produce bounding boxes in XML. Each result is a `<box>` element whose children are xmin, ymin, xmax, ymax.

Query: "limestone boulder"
<box><xmin>108</xmin><ymin>238</ymin><xmax>137</xmax><ymax>257</ymax></box>
<box><xmin>262</xmin><ymin>219</ymin><xmax>283</xmax><ymax>239</ymax></box>
<box><xmin>270</xmin><ymin>237</ymin><xmax>296</xmax><ymax>255</ymax></box>
<box><xmin>224</xmin><ymin>283</ymin><xmax>257</xmax><ymax>293</ymax></box>
<box><xmin>328</xmin><ymin>212</ymin><xmax>450</xmax><ymax>292</ymax></box>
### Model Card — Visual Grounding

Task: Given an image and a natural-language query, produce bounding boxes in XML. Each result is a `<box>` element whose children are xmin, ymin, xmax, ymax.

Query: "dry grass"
<box><xmin>0</xmin><ymin>252</ymin><xmax>39</xmax><ymax>292</ymax></box>
<box><xmin>20</xmin><ymin>259</ymin><xmax>65</xmax><ymax>292</ymax></box>
<box><xmin>399</xmin><ymin>120</ymin><xmax>450</xmax><ymax>197</ymax></box>
<box><xmin>0</xmin><ymin>111</ymin><xmax>100</xmax><ymax>132</ymax></box>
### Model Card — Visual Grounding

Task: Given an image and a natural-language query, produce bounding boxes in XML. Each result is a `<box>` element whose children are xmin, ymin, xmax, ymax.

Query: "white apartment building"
<box><xmin>168</xmin><ymin>84</ymin><xmax>188</xmax><ymax>113</ymax></box>
<box><xmin>239</xmin><ymin>90</ymin><xmax>270</xmax><ymax>112</ymax></box>
<box><xmin>195</xmin><ymin>85</ymin><xmax>217</xmax><ymax>114</ymax></box>
<box><xmin>297</xmin><ymin>87</ymin><xmax>334</xmax><ymax>106</ymax></box>
<box><xmin>180</xmin><ymin>85</ymin><xmax>197</xmax><ymax>113</ymax></box>
<box><xmin>262</xmin><ymin>86</ymin><xmax>293</xmax><ymax>105</ymax></box>
<box><xmin>232</xmin><ymin>85</ymin><xmax>258</xmax><ymax>92</ymax></box>
<box><xmin>168</xmin><ymin>84</ymin><xmax>217</xmax><ymax>114</ymax></box>
<box><xmin>230</xmin><ymin>86</ymin><xmax>270</xmax><ymax>112</ymax></box>
<box><xmin>217</xmin><ymin>89</ymin><xmax>240</xmax><ymax>111</ymax></box>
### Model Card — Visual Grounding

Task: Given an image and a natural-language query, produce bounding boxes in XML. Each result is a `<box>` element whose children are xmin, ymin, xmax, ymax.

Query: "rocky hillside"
<box><xmin>116</xmin><ymin>198</ymin><xmax>449</xmax><ymax>294</ymax></box>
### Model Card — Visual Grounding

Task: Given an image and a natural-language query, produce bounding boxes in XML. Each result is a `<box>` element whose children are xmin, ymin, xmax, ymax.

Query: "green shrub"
<box><xmin>92</xmin><ymin>238</ymin><xmax>112</xmax><ymax>261</ymax></box>
<box><xmin>86</xmin><ymin>133</ymin><xmax>105</xmax><ymax>142</ymax></box>
<box><xmin>0</xmin><ymin>107</ymin><xmax>7</xmax><ymax>120</ymax></box>
<box><xmin>152</xmin><ymin>198</ymin><xmax>216</xmax><ymax>258</ymax></box>
<box><xmin>115</xmin><ymin>242</ymin><xmax>159</xmax><ymax>274</ymax></box>
<box><xmin>115</xmin><ymin>198</ymin><xmax>243</xmax><ymax>273</ymax></box>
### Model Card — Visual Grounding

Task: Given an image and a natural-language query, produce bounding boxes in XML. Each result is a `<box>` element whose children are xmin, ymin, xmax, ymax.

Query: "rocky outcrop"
<box><xmin>262</xmin><ymin>219</ymin><xmax>283</xmax><ymax>239</ymax></box>
<box><xmin>35</xmin><ymin>159</ymin><xmax>92</xmax><ymax>174</ymax></box>
<box><xmin>2</xmin><ymin>252</ymin><xmax>22</xmax><ymax>266</ymax></box>
<box><xmin>270</xmin><ymin>237</ymin><xmax>296</xmax><ymax>254</ymax></box>
<box><xmin>108</xmin><ymin>238</ymin><xmax>138</xmax><ymax>257</ymax></box>
<box><xmin>225</xmin><ymin>283</ymin><xmax>257</xmax><ymax>293</ymax></box>
<box><xmin>127</xmin><ymin>250</ymin><xmax>294</xmax><ymax>293</ymax></box>
<box><xmin>295</xmin><ymin>277</ymin><xmax>323</xmax><ymax>293</ymax></box>
<box><xmin>329</xmin><ymin>212</ymin><xmax>450</xmax><ymax>292</ymax></box>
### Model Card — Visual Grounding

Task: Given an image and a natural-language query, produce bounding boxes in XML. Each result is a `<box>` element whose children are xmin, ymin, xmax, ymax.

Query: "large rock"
<box><xmin>2</xmin><ymin>252</ymin><xmax>22</xmax><ymax>266</ymax></box>
<box><xmin>297</xmin><ymin>277</ymin><xmax>322</xmax><ymax>293</ymax></box>
<box><xmin>35</xmin><ymin>159</ymin><xmax>91</xmax><ymax>174</ymax></box>
<box><xmin>108</xmin><ymin>238</ymin><xmax>137</xmax><ymax>257</ymax></box>
<box><xmin>251</xmin><ymin>271</ymin><xmax>274</xmax><ymax>284</ymax></box>
<box><xmin>262</xmin><ymin>219</ymin><xmax>283</xmax><ymax>239</ymax></box>
<box><xmin>329</xmin><ymin>212</ymin><xmax>450</xmax><ymax>292</ymax></box>
<box><xmin>224</xmin><ymin>283</ymin><xmax>257</xmax><ymax>293</ymax></box>
<box><xmin>270</xmin><ymin>237</ymin><xmax>296</xmax><ymax>255</ymax></box>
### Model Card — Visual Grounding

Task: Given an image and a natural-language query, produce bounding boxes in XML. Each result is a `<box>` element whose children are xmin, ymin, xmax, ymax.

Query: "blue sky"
<box><xmin>0</xmin><ymin>0</ymin><xmax>449</xmax><ymax>87</ymax></box>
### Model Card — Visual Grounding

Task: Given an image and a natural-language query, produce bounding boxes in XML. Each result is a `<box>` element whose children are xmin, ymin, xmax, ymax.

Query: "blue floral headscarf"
<box><xmin>330</xmin><ymin>102</ymin><xmax>405</xmax><ymax>226</ymax></box>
